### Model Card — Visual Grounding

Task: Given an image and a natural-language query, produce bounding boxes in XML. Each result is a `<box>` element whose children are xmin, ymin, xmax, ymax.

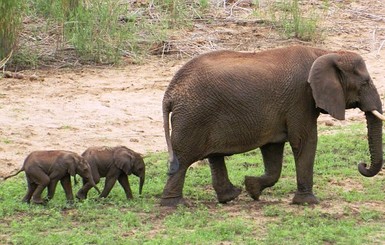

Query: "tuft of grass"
<box><xmin>263</xmin><ymin>0</ymin><xmax>325</xmax><ymax>41</ymax></box>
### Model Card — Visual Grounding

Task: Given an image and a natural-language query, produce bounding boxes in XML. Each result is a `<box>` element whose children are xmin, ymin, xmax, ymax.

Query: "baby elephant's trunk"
<box><xmin>88</xmin><ymin>178</ymin><xmax>101</xmax><ymax>194</ymax></box>
<box><xmin>93</xmin><ymin>184</ymin><xmax>101</xmax><ymax>194</ymax></box>
<box><xmin>139</xmin><ymin>176</ymin><xmax>145</xmax><ymax>195</ymax></box>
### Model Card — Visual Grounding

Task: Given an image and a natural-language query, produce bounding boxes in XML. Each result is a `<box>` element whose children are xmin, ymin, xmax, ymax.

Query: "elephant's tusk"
<box><xmin>371</xmin><ymin>110</ymin><xmax>385</xmax><ymax>121</ymax></box>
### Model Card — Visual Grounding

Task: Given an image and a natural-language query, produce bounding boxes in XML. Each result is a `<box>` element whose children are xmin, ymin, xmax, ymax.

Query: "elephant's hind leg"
<box><xmin>245</xmin><ymin>143</ymin><xmax>284</xmax><ymax>201</ymax></box>
<box><xmin>31</xmin><ymin>174</ymin><xmax>50</xmax><ymax>204</ymax></box>
<box><xmin>160</xmin><ymin>165</ymin><xmax>189</xmax><ymax>207</ymax></box>
<box><xmin>100</xmin><ymin>171</ymin><xmax>120</xmax><ymax>198</ymax></box>
<box><xmin>22</xmin><ymin>178</ymin><xmax>37</xmax><ymax>203</ymax></box>
<box><xmin>209</xmin><ymin>156</ymin><xmax>241</xmax><ymax>204</ymax></box>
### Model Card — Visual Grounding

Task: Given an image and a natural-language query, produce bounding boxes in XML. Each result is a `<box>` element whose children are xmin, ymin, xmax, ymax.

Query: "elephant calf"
<box><xmin>4</xmin><ymin>150</ymin><xmax>100</xmax><ymax>204</ymax></box>
<box><xmin>76</xmin><ymin>146</ymin><xmax>145</xmax><ymax>200</ymax></box>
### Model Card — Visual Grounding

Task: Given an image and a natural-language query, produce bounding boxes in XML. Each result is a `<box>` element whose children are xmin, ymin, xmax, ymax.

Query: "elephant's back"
<box><xmin>82</xmin><ymin>147</ymin><xmax>114</xmax><ymax>172</ymax></box>
<box><xmin>164</xmin><ymin>46</ymin><xmax>315</xmax><ymax>102</ymax></box>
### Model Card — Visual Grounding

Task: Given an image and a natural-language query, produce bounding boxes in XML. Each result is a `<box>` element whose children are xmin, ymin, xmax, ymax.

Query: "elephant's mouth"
<box><xmin>347</xmin><ymin>101</ymin><xmax>359</xmax><ymax>109</ymax></box>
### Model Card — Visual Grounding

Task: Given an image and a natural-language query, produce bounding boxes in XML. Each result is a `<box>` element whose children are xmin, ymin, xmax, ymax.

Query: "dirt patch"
<box><xmin>1</xmin><ymin>1</ymin><xmax>385</xmax><ymax>178</ymax></box>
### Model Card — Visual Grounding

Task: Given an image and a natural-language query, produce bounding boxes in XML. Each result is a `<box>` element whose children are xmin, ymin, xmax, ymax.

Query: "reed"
<box><xmin>0</xmin><ymin>0</ymin><xmax>23</xmax><ymax>65</ymax></box>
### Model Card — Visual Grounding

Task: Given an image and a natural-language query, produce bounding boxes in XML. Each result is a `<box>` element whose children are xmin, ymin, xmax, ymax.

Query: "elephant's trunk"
<box><xmin>94</xmin><ymin>184</ymin><xmax>101</xmax><ymax>194</ymax></box>
<box><xmin>139</xmin><ymin>176</ymin><xmax>145</xmax><ymax>195</ymax></box>
<box><xmin>358</xmin><ymin>112</ymin><xmax>383</xmax><ymax>177</ymax></box>
<box><xmin>88</xmin><ymin>178</ymin><xmax>101</xmax><ymax>194</ymax></box>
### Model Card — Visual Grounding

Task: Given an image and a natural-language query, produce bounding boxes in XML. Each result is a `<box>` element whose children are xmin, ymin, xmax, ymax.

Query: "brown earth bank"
<box><xmin>1</xmin><ymin>0</ymin><xmax>385</xmax><ymax>178</ymax></box>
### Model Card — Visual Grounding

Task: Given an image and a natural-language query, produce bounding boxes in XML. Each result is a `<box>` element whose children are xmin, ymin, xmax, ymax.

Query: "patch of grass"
<box><xmin>6</xmin><ymin>0</ymin><xmax>210</xmax><ymax>68</ymax></box>
<box><xmin>261</xmin><ymin>0</ymin><xmax>326</xmax><ymax>41</ymax></box>
<box><xmin>261</xmin><ymin>208</ymin><xmax>384</xmax><ymax>244</ymax></box>
<box><xmin>2</xmin><ymin>138</ymin><xmax>12</xmax><ymax>144</ymax></box>
<box><xmin>1</xmin><ymin>123</ymin><xmax>385</xmax><ymax>244</ymax></box>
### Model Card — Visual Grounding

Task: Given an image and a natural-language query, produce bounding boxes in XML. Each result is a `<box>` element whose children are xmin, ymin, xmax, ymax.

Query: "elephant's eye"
<box><xmin>362</xmin><ymin>77</ymin><xmax>370</xmax><ymax>85</ymax></box>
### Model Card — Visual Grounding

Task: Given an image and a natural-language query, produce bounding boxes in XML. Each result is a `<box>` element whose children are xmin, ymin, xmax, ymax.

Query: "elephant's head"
<box><xmin>114</xmin><ymin>148</ymin><xmax>145</xmax><ymax>195</ymax></box>
<box><xmin>68</xmin><ymin>154</ymin><xmax>101</xmax><ymax>194</ymax></box>
<box><xmin>308</xmin><ymin>51</ymin><xmax>384</xmax><ymax>177</ymax></box>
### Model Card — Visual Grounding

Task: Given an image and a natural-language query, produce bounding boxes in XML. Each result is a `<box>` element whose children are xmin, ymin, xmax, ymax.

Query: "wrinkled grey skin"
<box><xmin>161</xmin><ymin>45</ymin><xmax>383</xmax><ymax>207</ymax></box>
<box><xmin>4</xmin><ymin>150</ymin><xmax>100</xmax><ymax>204</ymax></box>
<box><xmin>76</xmin><ymin>146</ymin><xmax>145</xmax><ymax>200</ymax></box>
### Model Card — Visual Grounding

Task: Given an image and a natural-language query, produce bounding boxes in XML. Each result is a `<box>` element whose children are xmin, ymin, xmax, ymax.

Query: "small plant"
<box><xmin>2</xmin><ymin>138</ymin><xmax>12</xmax><ymax>144</ymax></box>
<box><xmin>269</xmin><ymin>0</ymin><xmax>324</xmax><ymax>41</ymax></box>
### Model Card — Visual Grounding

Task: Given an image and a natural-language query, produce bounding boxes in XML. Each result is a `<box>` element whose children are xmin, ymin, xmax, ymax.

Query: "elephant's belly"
<box><xmin>209</xmin><ymin>128</ymin><xmax>288</xmax><ymax>155</ymax></box>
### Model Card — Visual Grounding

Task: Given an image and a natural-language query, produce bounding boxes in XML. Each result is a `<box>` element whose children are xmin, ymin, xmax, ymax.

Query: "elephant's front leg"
<box><xmin>60</xmin><ymin>175</ymin><xmax>74</xmax><ymax>202</ymax></box>
<box><xmin>245</xmin><ymin>142</ymin><xmax>284</xmax><ymax>200</ymax></box>
<box><xmin>209</xmin><ymin>156</ymin><xmax>241</xmax><ymax>203</ymax></box>
<box><xmin>118</xmin><ymin>174</ymin><xmax>133</xmax><ymax>199</ymax></box>
<box><xmin>47</xmin><ymin>179</ymin><xmax>59</xmax><ymax>200</ymax></box>
<box><xmin>76</xmin><ymin>182</ymin><xmax>92</xmax><ymax>200</ymax></box>
<box><xmin>290</xmin><ymin>130</ymin><xmax>319</xmax><ymax>205</ymax></box>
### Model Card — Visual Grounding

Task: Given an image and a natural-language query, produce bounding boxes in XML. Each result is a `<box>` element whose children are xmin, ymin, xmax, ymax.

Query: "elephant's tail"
<box><xmin>3</xmin><ymin>168</ymin><xmax>24</xmax><ymax>180</ymax></box>
<box><xmin>163</xmin><ymin>98</ymin><xmax>179</xmax><ymax>175</ymax></box>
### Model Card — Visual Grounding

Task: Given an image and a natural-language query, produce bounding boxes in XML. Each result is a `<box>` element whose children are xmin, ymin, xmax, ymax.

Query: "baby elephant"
<box><xmin>76</xmin><ymin>146</ymin><xmax>145</xmax><ymax>200</ymax></box>
<box><xmin>4</xmin><ymin>150</ymin><xmax>100</xmax><ymax>204</ymax></box>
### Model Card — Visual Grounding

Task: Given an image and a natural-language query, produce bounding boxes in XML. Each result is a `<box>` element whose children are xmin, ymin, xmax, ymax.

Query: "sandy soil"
<box><xmin>1</xmin><ymin>1</ymin><xmax>385</xmax><ymax>177</ymax></box>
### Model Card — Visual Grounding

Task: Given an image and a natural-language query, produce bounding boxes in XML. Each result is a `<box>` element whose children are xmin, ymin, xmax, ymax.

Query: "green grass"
<box><xmin>5</xmin><ymin>0</ymin><xmax>209</xmax><ymax>68</ymax></box>
<box><xmin>1</xmin><ymin>123</ymin><xmax>385</xmax><ymax>244</ymax></box>
<box><xmin>254</xmin><ymin>0</ymin><xmax>326</xmax><ymax>42</ymax></box>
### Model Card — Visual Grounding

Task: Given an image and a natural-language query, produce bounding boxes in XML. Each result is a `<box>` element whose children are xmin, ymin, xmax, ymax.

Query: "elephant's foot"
<box><xmin>244</xmin><ymin>176</ymin><xmax>263</xmax><ymax>200</ymax></box>
<box><xmin>216</xmin><ymin>186</ymin><xmax>242</xmax><ymax>204</ymax></box>
<box><xmin>22</xmin><ymin>197</ymin><xmax>31</xmax><ymax>203</ymax></box>
<box><xmin>76</xmin><ymin>190</ymin><xmax>88</xmax><ymax>200</ymax></box>
<box><xmin>292</xmin><ymin>192</ymin><xmax>319</xmax><ymax>205</ymax></box>
<box><xmin>31</xmin><ymin>197</ymin><xmax>46</xmax><ymax>205</ymax></box>
<box><xmin>160</xmin><ymin>196</ymin><xmax>189</xmax><ymax>207</ymax></box>
<box><xmin>126</xmin><ymin>194</ymin><xmax>133</xmax><ymax>200</ymax></box>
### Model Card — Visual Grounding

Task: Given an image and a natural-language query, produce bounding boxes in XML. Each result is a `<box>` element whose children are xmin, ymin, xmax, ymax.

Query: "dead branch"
<box><xmin>347</xmin><ymin>9</ymin><xmax>385</xmax><ymax>22</ymax></box>
<box><xmin>0</xmin><ymin>50</ymin><xmax>13</xmax><ymax>70</ymax></box>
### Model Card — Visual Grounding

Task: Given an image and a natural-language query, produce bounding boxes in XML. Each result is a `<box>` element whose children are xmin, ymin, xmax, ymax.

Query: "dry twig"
<box><xmin>0</xmin><ymin>50</ymin><xmax>13</xmax><ymax>70</ymax></box>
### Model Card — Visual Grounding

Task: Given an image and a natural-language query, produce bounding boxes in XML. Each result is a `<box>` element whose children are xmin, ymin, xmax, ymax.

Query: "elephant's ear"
<box><xmin>68</xmin><ymin>155</ymin><xmax>77</xmax><ymax>176</ymax></box>
<box><xmin>114</xmin><ymin>151</ymin><xmax>133</xmax><ymax>175</ymax></box>
<box><xmin>57</xmin><ymin>153</ymin><xmax>77</xmax><ymax>176</ymax></box>
<box><xmin>308</xmin><ymin>53</ymin><xmax>345</xmax><ymax>120</ymax></box>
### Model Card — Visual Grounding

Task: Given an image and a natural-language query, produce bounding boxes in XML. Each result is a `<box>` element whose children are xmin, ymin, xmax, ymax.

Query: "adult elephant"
<box><xmin>160</xmin><ymin>45</ymin><xmax>384</xmax><ymax>207</ymax></box>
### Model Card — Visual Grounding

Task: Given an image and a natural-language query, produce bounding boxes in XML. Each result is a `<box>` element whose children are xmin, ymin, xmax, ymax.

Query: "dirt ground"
<box><xmin>1</xmin><ymin>1</ymin><xmax>385</xmax><ymax>178</ymax></box>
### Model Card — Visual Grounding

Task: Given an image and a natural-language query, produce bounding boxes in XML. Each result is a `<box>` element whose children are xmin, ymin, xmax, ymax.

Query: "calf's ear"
<box><xmin>115</xmin><ymin>152</ymin><xmax>134</xmax><ymax>175</ymax></box>
<box><xmin>67</xmin><ymin>155</ymin><xmax>78</xmax><ymax>176</ymax></box>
